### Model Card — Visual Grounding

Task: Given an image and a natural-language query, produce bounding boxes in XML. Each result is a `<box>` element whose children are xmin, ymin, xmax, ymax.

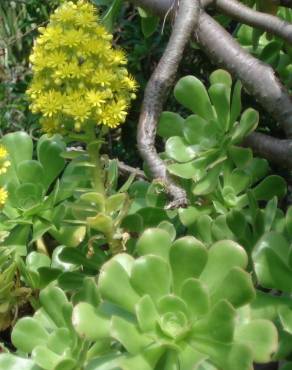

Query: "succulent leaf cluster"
<box><xmin>1</xmin><ymin>230</ymin><xmax>277</xmax><ymax>370</ymax></box>
<box><xmin>0</xmin><ymin>131</ymin><xmax>91</xmax><ymax>254</ymax></box>
<box><xmin>72</xmin><ymin>228</ymin><xmax>277</xmax><ymax>370</ymax></box>
<box><xmin>0</xmin><ymin>282</ymin><xmax>100</xmax><ymax>370</ymax></box>
<box><xmin>27</xmin><ymin>0</ymin><xmax>137</xmax><ymax>133</ymax></box>
<box><xmin>158</xmin><ymin>69</ymin><xmax>259</xmax><ymax>195</ymax></box>
<box><xmin>237</xmin><ymin>5</ymin><xmax>292</xmax><ymax>89</ymax></box>
<box><xmin>0</xmin><ymin>247</ymin><xmax>31</xmax><ymax>331</ymax></box>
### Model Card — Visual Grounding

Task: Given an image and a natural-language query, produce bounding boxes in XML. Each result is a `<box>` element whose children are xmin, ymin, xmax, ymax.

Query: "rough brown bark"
<box><xmin>211</xmin><ymin>0</ymin><xmax>292</xmax><ymax>44</ymax></box>
<box><xmin>137</xmin><ymin>0</ymin><xmax>200</xmax><ymax>208</ymax></box>
<box><xmin>244</xmin><ymin>132</ymin><xmax>292</xmax><ymax>169</ymax></box>
<box><xmin>197</xmin><ymin>12</ymin><xmax>292</xmax><ymax>138</ymax></box>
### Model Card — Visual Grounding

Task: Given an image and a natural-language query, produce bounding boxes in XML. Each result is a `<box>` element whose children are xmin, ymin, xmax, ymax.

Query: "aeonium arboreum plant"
<box><xmin>158</xmin><ymin>69</ymin><xmax>259</xmax><ymax>196</ymax></box>
<box><xmin>0</xmin><ymin>131</ymin><xmax>90</xmax><ymax>252</ymax></box>
<box><xmin>72</xmin><ymin>228</ymin><xmax>278</xmax><ymax>370</ymax></box>
<box><xmin>0</xmin><ymin>279</ymin><xmax>102</xmax><ymax>370</ymax></box>
<box><xmin>0</xmin><ymin>246</ymin><xmax>31</xmax><ymax>331</ymax></box>
<box><xmin>27</xmin><ymin>0</ymin><xmax>138</xmax><ymax>134</ymax></box>
<box><xmin>236</xmin><ymin>5</ymin><xmax>292</xmax><ymax>90</ymax></box>
<box><xmin>25</xmin><ymin>0</ymin><xmax>138</xmax><ymax>255</ymax></box>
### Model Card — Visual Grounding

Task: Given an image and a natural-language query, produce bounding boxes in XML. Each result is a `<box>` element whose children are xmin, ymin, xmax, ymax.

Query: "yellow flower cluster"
<box><xmin>0</xmin><ymin>145</ymin><xmax>9</xmax><ymax>207</ymax></box>
<box><xmin>27</xmin><ymin>0</ymin><xmax>138</xmax><ymax>133</ymax></box>
<box><xmin>0</xmin><ymin>145</ymin><xmax>10</xmax><ymax>175</ymax></box>
<box><xmin>0</xmin><ymin>188</ymin><xmax>8</xmax><ymax>206</ymax></box>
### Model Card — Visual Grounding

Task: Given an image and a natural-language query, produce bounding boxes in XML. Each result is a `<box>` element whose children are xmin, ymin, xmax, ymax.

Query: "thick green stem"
<box><xmin>86</xmin><ymin>126</ymin><xmax>105</xmax><ymax>195</ymax></box>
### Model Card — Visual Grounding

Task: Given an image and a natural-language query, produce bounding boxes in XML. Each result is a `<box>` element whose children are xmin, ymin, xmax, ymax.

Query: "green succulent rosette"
<box><xmin>158</xmin><ymin>69</ymin><xmax>259</xmax><ymax>196</ymax></box>
<box><xmin>73</xmin><ymin>228</ymin><xmax>277</xmax><ymax>370</ymax></box>
<box><xmin>236</xmin><ymin>5</ymin><xmax>292</xmax><ymax>90</ymax></box>
<box><xmin>0</xmin><ymin>279</ymin><xmax>101</xmax><ymax>370</ymax></box>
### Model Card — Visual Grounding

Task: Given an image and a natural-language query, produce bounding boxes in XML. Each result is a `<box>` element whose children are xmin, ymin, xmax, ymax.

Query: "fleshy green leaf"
<box><xmin>200</xmin><ymin>240</ymin><xmax>248</xmax><ymax>290</ymax></box>
<box><xmin>17</xmin><ymin>160</ymin><xmax>45</xmax><ymax>185</ymax></box>
<box><xmin>135</xmin><ymin>295</ymin><xmax>159</xmax><ymax>332</ymax></box>
<box><xmin>170</xmin><ymin>237</ymin><xmax>207</xmax><ymax>293</ymax></box>
<box><xmin>37</xmin><ymin>138</ymin><xmax>65</xmax><ymax>189</ymax></box>
<box><xmin>11</xmin><ymin>317</ymin><xmax>49</xmax><ymax>353</ymax></box>
<box><xmin>2</xmin><ymin>131</ymin><xmax>33</xmax><ymax>170</ymax></box>
<box><xmin>136</xmin><ymin>228</ymin><xmax>172</xmax><ymax>261</ymax></box>
<box><xmin>227</xmin><ymin>343</ymin><xmax>253</xmax><ymax>370</ymax></box>
<box><xmin>209</xmin><ymin>69</ymin><xmax>232</xmax><ymax>88</ymax></box>
<box><xmin>87</xmin><ymin>213</ymin><xmax>113</xmax><ymax>235</ymax></box>
<box><xmin>26</xmin><ymin>252</ymin><xmax>51</xmax><ymax>272</ymax></box>
<box><xmin>73</xmin><ymin>302</ymin><xmax>110</xmax><ymax>340</ymax></box>
<box><xmin>211</xmin><ymin>267</ymin><xmax>255</xmax><ymax>308</ymax></box>
<box><xmin>167</xmin><ymin>161</ymin><xmax>198</xmax><ymax>179</ymax></box>
<box><xmin>131</xmin><ymin>256</ymin><xmax>171</xmax><ymax>303</ymax></box>
<box><xmin>228</xmin><ymin>146</ymin><xmax>252</xmax><ymax>169</ymax></box>
<box><xmin>165</xmin><ymin>136</ymin><xmax>199</xmax><ymax>162</ymax></box>
<box><xmin>39</xmin><ymin>286</ymin><xmax>69</xmax><ymax>327</ymax></box>
<box><xmin>235</xmin><ymin>320</ymin><xmax>278</xmax><ymax>363</ymax></box>
<box><xmin>157</xmin><ymin>112</ymin><xmax>185</xmax><ymax>138</ymax></box>
<box><xmin>99</xmin><ymin>256</ymin><xmax>140</xmax><ymax>312</ymax></box>
<box><xmin>193</xmin><ymin>300</ymin><xmax>236</xmax><ymax>343</ymax></box>
<box><xmin>183</xmin><ymin>115</ymin><xmax>210</xmax><ymax>145</ymax></box>
<box><xmin>208</xmin><ymin>83</ymin><xmax>230</xmax><ymax>132</ymax></box>
<box><xmin>279</xmin><ymin>306</ymin><xmax>292</xmax><ymax>335</ymax></box>
<box><xmin>252</xmin><ymin>175</ymin><xmax>286</xmax><ymax>201</ymax></box>
<box><xmin>192</xmin><ymin>163</ymin><xmax>222</xmax><ymax>195</ymax></box>
<box><xmin>252</xmin><ymin>232</ymin><xmax>292</xmax><ymax>292</ymax></box>
<box><xmin>158</xmin><ymin>221</ymin><xmax>176</xmax><ymax>242</ymax></box>
<box><xmin>0</xmin><ymin>354</ymin><xmax>41</xmax><ymax>370</ymax></box>
<box><xmin>181</xmin><ymin>278</ymin><xmax>210</xmax><ymax>317</ymax></box>
<box><xmin>32</xmin><ymin>345</ymin><xmax>61</xmax><ymax>370</ymax></box>
<box><xmin>106</xmin><ymin>193</ymin><xmax>127</xmax><ymax>213</ymax></box>
<box><xmin>111</xmin><ymin>316</ymin><xmax>151</xmax><ymax>355</ymax></box>
<box><xmin>174</xmin><ymin>76</ymin><xmax>215</xmax><ymax>120</ymax></box>
<box><xmin>230</xmin><ymin>80</ymin><xmax>242</xmax><ymax>125</ymax></box>
<box><xmin>232</xmin><ymin>108</ymin><xmax>259</xmax><ymax>143</ymax></box>
<box><xmin>47</xmin><ymin>328</ymin><xmax>72</xmax><ymax>355</ymax></box>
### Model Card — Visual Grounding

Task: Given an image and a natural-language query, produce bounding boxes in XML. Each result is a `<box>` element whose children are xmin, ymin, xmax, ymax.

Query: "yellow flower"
<box><xmin>107</xmin><ymin>49</ymin><xmax>127</xmax><ymax>65</ymax></box>
<box><xmin>100</xmin><ymin>99</ymin><xmax>128</xmax><ymax>128</ymax></box>
<box><xmin>61</xmin><ymin>28</ymin><xmax>87</xmax><ymax>48</ymax></box>
<box><xmin>0</xmin><ymin>146</ymin><xmax>10</xmax><ymax>175</ymax></box>
<box><xmin>0</xmin><ymin>146</ymin><xmax>8</xmax><ymax>159</ymax></box>
<box><xmin>75</xmin><ymin>8</ymin><xmax>97</xmax><ymax>27</ymax></box>
<box><xmin>0</xmin><ymin>187</ymin><xmax>8</xmax><ymax>206</ymax></box>
<box><xmin>64</xmin><ymin>97</ymin><xmax>91</xmax><ymax>124</ymax></box>
<box><xmin>123</xmin><ymin>75</ymin><xmax>139</xmax><ymax>92</ymax></box>
<box><xmin>37</xmin><ymin>91</ymin><xmax>64</xmax><ymax>117</ymax></box>
<box><xmin>86</xmin><ymin>89</ymin><xmax>106</xmax><ymax>107</ymax></box>
<box><xmin>51</xmin><ymin>2</ymin><xmax>77</xmax><ymax>23</ymax></box>
<box><xmin>91</xmin><ymin>69</ymin><xmax>115</xmax><ymax>87</ymax></box>
<box><xmin>27</xmin><ymin>0</ymin><xmax>137</xmax><ymax>134</ymax></box>
<box><xmin>37</xmin><ymin>25</ymin><xmax>63</xmax><ymax>47</ymax></box>
<box><xmin>47</xmin><ymin>51</ymin><xmax>68</xmax><ymax>68</ymax></box>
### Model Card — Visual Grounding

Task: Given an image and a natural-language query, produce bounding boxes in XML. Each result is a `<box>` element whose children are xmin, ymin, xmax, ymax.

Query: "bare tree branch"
<box><xmin>196</xmin><ymin>12</ymin><xmax>292</xmax><ymax>138</ymax></box>
<box><xmin>137</xmin><ymin>0</ymin><xmax>200</xmax><ymax>208</ymax></box>
<box><xmin>131</xmin><ymin>0</ymin><xmax>213</xmax><ymax>14</ymax></box>
<box><xmin>244</xmin><ymin>132</ymin><xmax>292</xmax><ymax>169</ymax></box>
<box><xmin>210</xmin><ymin>0</ymin><xmax>292</xmax><ymax>44</ymax></box>
<box><xmin>130</xmin><ymin>0</ymin><xmax>292</xmax><ymax>138</ymax></box>
<box><xmin>117</xmin><ymin>160</ymin><xmax>147</xmax><ymax>180</ymax></box>
<box><xmin>131</xmin><ymin>0</ymin><xmax>173</xmax><ymax>16</ymax></box>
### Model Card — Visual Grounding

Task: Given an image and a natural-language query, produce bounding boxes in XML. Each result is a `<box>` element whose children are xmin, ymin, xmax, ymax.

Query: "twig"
<box><xmin>210</xmin><ymin>0</ymin><xmax>292</xmax><ymax>44</ymax></box>
<box><xmin>243</xmin><ymin>132</ymin><xmax>292</xmax><ymax>169</ymax></box>
<box><xmin>137</xmin><ymin>0</ymin><xmax>201</xmax><ymax>208</ymax></box>
<box><xmin>117</xmin><ymin>160</ymin><xmax>147</xmax><ymax>180</ymax></box>
<box><xmin>196</xmin><ymin>12</ymin><xmax>292</xmax><ymax>139</ymax></box>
